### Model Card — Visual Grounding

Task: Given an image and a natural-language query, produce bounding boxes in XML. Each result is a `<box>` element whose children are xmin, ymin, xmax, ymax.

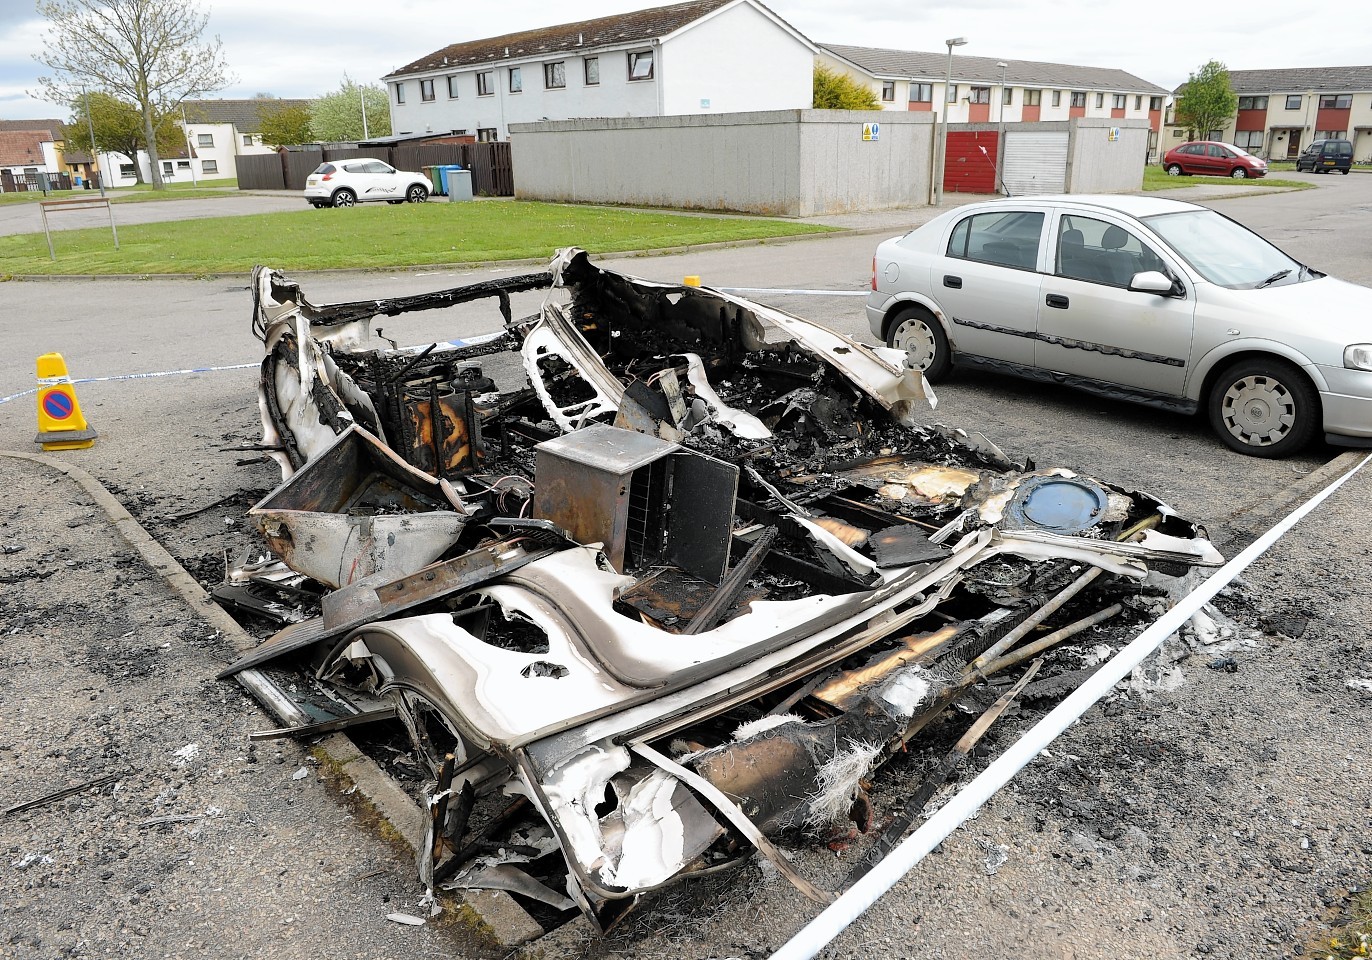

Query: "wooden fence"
<box><xmin>0</xmin><ymin>171</ymin><xmax>74</xmax><ymax>193</ymax></box>
<box><xmin>236</xmin><ymin>143</ymin><xmax>513</xmax><ymax>196</ymax></box>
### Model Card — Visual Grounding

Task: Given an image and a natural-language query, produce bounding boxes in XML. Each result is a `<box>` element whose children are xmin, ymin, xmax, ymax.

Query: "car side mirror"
<box><xmin>1129</xmin><ymin>271</ymin><xmax>1180</xmax><ymax>296</ymax></box>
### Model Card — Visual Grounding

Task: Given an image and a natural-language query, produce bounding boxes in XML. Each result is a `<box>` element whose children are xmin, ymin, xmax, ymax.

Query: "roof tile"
<box><xmin>387</xmin><ymin>0</ymin><xmax>734</xmax><ymax>77</ymax></box>
<box><xmin>823</xmin><ymin>44</ymin><xmax>1170</xmax><ymax>95</ymax></box>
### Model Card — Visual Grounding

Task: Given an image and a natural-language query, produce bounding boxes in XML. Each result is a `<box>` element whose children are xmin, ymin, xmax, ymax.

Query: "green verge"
<box><xmin>0</xmin><ymin>201</ymin><xmax>834</xmax><ymax>276</ymax></box>
<box><xmin>1142</xmin><ymin>165</ymin><xmax>1313</xmax><ymax>192</ymax></box>
<box><xmin>0</xmin><ymin>179</ymin><xmax>242</xmax><ymax>207</ymax></box>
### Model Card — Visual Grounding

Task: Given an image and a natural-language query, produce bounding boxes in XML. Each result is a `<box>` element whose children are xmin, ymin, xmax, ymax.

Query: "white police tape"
<box><xmin>768</xmin><ymin>450</ymin><xmax>1372</xmax><ymax>960</ymax></box>
<box><xmin>716</xmin><ymin>286</ymin><xmax>869</xmax><ymax>298</ymax></box>
<box><xmin>0</xmin><ymin>335</ymin><xmax>510</xmax><ymax>407</ymax></box>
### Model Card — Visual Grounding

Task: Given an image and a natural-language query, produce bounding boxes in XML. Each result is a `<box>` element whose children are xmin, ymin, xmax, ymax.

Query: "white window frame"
<box><xmin>202</xmin><ymin>159</ymin><xmax>218</xmax><ymax>174</ymax></box>
<box><xmin>197</xmin><ymin>133</ymin><xmax>214</xmax><ymax>147</ymax></box>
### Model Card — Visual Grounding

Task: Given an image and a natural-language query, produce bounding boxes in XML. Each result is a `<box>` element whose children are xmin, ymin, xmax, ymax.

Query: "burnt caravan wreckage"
<box><xmin>224</xmin><ymin>250</ymin><xmax>1222</xmax><ymax>932</ymax></box>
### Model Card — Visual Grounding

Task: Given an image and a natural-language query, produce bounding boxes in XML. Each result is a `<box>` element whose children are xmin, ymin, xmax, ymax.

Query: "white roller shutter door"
<box><xmin>1003</xmin><ymin>132</ymin><xmax>1068</xmax><ymax>196</ymax></box>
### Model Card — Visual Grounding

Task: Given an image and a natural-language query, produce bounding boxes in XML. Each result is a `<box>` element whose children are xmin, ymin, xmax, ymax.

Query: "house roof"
<box><xmin>823</xmin><ymin>44</ymin><xmax>1170</xmax><ymax>95</ymax></box>
<box><xmin>0</xmin><ymin>118</ymin><xmax>66</xmax><ymax>139</ymax></box>
<box><xmin>1184</xmin><ymin>64</ymin><xmax>1372</xmax><ymax>94</ymax></box>
<box><xmin>182</xmin><ymin>99</ymin><xmax>312</xmax><ymax>133</ymax></box>
<box><xmin>387</xmin><ymin>0</ymin><xmax>737</xmax><ymax>78</ymax></box>
<box><xmin>0</xmin><ymin>130</ymin><xmax>52</xmax><ymax>166</ymax></box>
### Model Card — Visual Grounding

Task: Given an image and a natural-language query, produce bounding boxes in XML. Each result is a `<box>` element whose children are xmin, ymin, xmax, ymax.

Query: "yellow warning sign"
<box><xmin>35</xmin><ymin>352</ymin><xmax>97</xmax><ymax>451</ymax></box>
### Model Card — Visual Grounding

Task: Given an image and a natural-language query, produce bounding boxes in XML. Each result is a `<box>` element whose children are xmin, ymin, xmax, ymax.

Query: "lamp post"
<box><xmin>997</xmin><ymin>61</ymin><xmax>1008</xmax><ymax>125</ymax></box>
<box><xmin>936</xmin><ymin>37</ymin><xmax>967</xmax><ymax>205</ymax></box>
<box><xmin>996</xmin><ymin>61</ymin><xmax>1008</xmax><ymax>194</ymax></box>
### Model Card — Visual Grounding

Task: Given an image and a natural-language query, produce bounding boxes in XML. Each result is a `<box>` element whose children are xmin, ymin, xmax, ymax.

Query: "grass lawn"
<box><xmin>0</xmin><ymin>180</ymin><xmax>241</xmax><ymax>207</ymax></box>
<box><xmin>0</xmin><ymin>200</ymin><xmax>834</xmax><ymax>276</ymax></box>
<box><xmin>1142</xmin><ymin>165</ymin><xmax>1312</xmax><ymax>192</ymax></box>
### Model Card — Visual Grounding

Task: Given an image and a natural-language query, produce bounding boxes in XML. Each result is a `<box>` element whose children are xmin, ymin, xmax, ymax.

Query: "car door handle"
<box><xmin>943</xmin><ymin>275</ymin><xmax>962</xmax><ymax>289</ymax></box>
<box><xmin>1045</xmin><ymin>294</ymin><xmax>1070</xmax><ymax>309</ymax></box>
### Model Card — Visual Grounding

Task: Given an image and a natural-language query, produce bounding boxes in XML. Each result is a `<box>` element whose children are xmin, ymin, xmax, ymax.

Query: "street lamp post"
<box><xmin>996</xmin><ymin>61</ymin><xmax>1008</xmax><ymax>194</ymax></box>
<box><xmin>936</xmin><ymin>37</ymin><xmax>967</xmax><ymax>205</ymax></box>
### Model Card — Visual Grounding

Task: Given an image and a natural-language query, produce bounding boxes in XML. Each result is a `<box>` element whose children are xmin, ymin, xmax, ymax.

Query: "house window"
<box><xmin>1314</xmin><ymin>129</ymin><xmax>1347</xmax><ymax>140</ymax></box>
<box><xmin>420</xmin><ymin>78</ymin><xmax>435</xmax><ymax>101</ymax></box>
<box><xmin>584</xmin><ymin>57</ymin><xmax>599</xmax><ymax>85</ymax></box>
<box><xmin>197</xmin><ymin>133</ymin><xmax>214</xmax><ymax>147</ymax></box>
<box><xmin>1095</xmin><ymin>92</ymin><xmax>1105</xmax><ymax>108</ymax></box>
<box><xmin>1318</xmin><ymin>94</ymin><xmax>1352</xmax><ymax>109</ymax></box>
<box><xmin>1150</xmin><ymin>96</ymin><xmax>1164</xmax><ymax>111</ymax></box>
<box><xmin>910</xmin><ymin>82</ymin><xmax>932</xmax><ymax>102</ymax></box>
<box><xmin>946</xmin><ymin>84</ymin><xmax>957</xmax><ymax>103</ymax></box>
<box><xmin>881</xmin><ymin>80</ymin><xmax>895</xmax><ymax>102</ymax></box>
<box><xmin>119</xmin><ymin>163</ymin><xmax>135</xmax><ymax>177</ymax></box>
<box><xmin>1237</xmin><ymin>96</ymin><xmax>1268</xmax><ymax>110</ymax></box>
<box><xmin>395</xmin><ymin>82</ymin><xmax>405</xmax><ymax>104</ymax></box>
<box><xmin>162</xmin><ymin>161</ymin><xmax>173</xmax><ymax>176</ymax></box>
<box><xmin>1285</xmin><ymin>94</ymin><xmax>1301</xmax><ymax>109</ymax></box>
<box><xmin>509</xmin><ymin>67</ymin><xmax>522</xmax><ymax>93</ymax></box>
<box><xmin>1024</xmin><ymin>89</ymin><xmax>1041</xmax><ymax>106</ymax></box>
<box><xmin>1112</xmin><ymin>94</ymin><xmax>1125</xmax><ymax>109</ymax></box>
<box><xmin>1236</xmin><ymin>131</ymin><xmax>1264</xmax><ymax>151</ymax></box>
<box><xmin>202</xmin><ymin>159</ymin><xmax>218</xmax><ymax>174</ymax></box>
<box><xmin>969</xmin><ymin>86</ymin><xmax>991</xmax><ymax>104</ymax></box>
<box><xmin>1052</xmin><ymin>90</ymin><xmax>1061</xmax><ymax>107</ymax></box>
<box><xmin>476</xmin><ymin>128</ymin><xmax>497</xmax><ymax>142</ymax></box>
<box><xmin>1172</xmin><ymin>128</ymin><xmax>1185</xmax><ymax>137</ymax></box>
<box><xmin>1002</xmin><ymin>87</ymin><xmax>1013</xmax><ymax>106</ymax></box>
<box><xmin>545</xmin><ymin>61</ymin><xmax>566</xmax><ymax>89</ymax></box>
<box><xmin>177</xmin><ymin>160</ymin><xmax>190</xmax><ymax>169</ymax></box>
<box><xmin>1070</xmin><ymin>91</ymin><xmax>1086</xmax><ymax>108</ymax></box>
<box><xmin>448</xmin><ymin>75</ymin><xmax>460</xmax><ymax>98</ymax></box>
<box><xmin>241</xmin><ymin>134</ymin><xmax>252</xmax><ymax>146</ymax></box>
<box><xmin>628</xmin><ymin>50</ymin><xmax>653</xmax><ymax>81</ymax></box>
<box><xmin>1134</xmin><ymin>95</ymin><xmax>1142</xmax><ymax>109</ymax></box>
<box><xmin>477</xmin><ymin>72</ymin><xmax>493</xmax><ymax>96</ymax></box>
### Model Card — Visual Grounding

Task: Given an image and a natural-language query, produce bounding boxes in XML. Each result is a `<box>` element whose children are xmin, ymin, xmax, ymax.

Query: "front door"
<box><xmin>1286</xmin><ymin>133</ymin><xmax>1301</xmax><ymax>159</ymax></box>
<box><xmin>1036</xmin><ymin>213</ymin><xmax>1194</xmax><ymax>396</ymax></box>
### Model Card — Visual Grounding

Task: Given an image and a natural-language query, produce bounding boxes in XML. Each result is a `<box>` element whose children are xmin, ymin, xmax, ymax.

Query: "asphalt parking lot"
<box><xmin>2</xmin><ymin>176</ymin><xmax>1370</xmax><ymax>959</ymax></box>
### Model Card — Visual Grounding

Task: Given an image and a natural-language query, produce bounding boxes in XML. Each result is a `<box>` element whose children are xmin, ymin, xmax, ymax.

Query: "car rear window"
<box><xmin>311</xmin><ymin>163</ymin><xmax>335</xmax><ymax>175</ymax></box>
<box><xmin>947</xmin><ymin>211</ymin><xmax>1044</xmax><ymax>270</ymax></box>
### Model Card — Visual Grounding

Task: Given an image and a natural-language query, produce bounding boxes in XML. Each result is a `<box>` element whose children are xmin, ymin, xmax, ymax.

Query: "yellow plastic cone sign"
<box><xmin>35</xmin><ymin>352</ymin><xmax>97</xmax><ymax>451</ymax></box>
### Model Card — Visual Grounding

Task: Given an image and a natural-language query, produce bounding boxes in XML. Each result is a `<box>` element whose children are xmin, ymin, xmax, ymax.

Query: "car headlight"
<box><xmin>1344</xmin><ymin>344</ymin><xmax>1372</xmax><ymax>371</ymax></box>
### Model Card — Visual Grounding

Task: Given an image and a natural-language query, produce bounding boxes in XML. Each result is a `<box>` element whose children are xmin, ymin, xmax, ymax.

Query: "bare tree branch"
<box><xmin>34</xmin><ymin>0</ymin><xmax>234</xmax><ymax>189</ymax></box>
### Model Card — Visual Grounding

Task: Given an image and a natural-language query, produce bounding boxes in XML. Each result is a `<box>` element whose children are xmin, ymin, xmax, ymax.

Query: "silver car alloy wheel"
<box><xmin>1219</xmin><ymin>374</ymin><xmax>1294</xmax><ymax>446</ymax></box>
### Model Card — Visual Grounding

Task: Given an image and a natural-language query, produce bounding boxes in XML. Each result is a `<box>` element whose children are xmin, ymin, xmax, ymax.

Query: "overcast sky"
<box><xmin>3</xmin><ymin>0</ymin><xmax>1368</xmax><ymax>120</ymax></box>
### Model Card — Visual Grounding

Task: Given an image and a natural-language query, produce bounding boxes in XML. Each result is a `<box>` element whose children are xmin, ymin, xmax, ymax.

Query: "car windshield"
<box><xmin>1143</xmin><ymin>209</ymin><xmax>1300</xmax><ymax>289</ymax></box>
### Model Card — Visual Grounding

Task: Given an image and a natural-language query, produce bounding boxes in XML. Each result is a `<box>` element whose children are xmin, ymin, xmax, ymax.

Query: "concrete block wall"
<box><xmin>510</xmin><ymin>110</ymin><xmax>934</xmax><ymax>216</ymax></box>
<box><xmin>1065</xmin><ymin>118</ymin><xmax>1151</xmax><ymax>194</ymax></box>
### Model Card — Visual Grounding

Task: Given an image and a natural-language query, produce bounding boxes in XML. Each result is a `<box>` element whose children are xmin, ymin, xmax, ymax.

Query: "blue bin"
<box><xmin>436</xmin><ymin>164</ymin><xmax>464</xmax><ymax>195</ymax></box>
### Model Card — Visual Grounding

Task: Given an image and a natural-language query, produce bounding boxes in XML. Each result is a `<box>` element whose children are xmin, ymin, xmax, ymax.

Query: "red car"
<box><xmin>1162</xmin><ymin>141</ymin><xmax>1268</xmax><ymax>179</ymax></box>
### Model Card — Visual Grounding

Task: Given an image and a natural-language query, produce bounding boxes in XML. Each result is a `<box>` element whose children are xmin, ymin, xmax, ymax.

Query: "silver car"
<box><xmin>867</xmin><ymin>195</ymin><xmax>1372</xmax><ymax>457</ymax></box>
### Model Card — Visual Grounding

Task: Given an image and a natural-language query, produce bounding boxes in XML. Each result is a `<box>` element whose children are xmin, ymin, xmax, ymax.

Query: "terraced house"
<box><xmin>1163</xmin><ymin>65</ymin><xmax>1372</xmax><ymax>161</ymax></box>
<box><xmin>383</xmin><ymin>0</ymin><xmax>816</xmax><ymax>142</ymax></box>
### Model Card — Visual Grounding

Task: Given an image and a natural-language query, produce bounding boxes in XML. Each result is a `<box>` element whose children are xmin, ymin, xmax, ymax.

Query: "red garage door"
<box><xmin>943</xmin><ymin>131</ymin><xmax>999</xmax><ymax>194</ymax></box>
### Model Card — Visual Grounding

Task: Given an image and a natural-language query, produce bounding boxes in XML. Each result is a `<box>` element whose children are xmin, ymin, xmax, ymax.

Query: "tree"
<box><xmin>1174</xmin><ymin>60</ymin><xmax>1238</xmax><ymax>141</ymax></box>
<box><xmin>34</xmin><ymin>0</ymin><xmax>231</xmax><ymax>189</ymax></box>
<box><xmin>258</xmin><ymin>102</ymin><xmax>313</xmax><ymax>147</ymax></box>
<box><xmin>310</xmin><ymin>77</ymin><xmax>391</xmax><ymax>142</ymax></box>
<box><xmin>813</xmin><ymin>64</ymin><xmax>881</xmax><ymax>110</ymax></box>
<box><xmin>63</xmin><ymin>90</ymin><xmax>183</xmax><ymax>184</ymax></box>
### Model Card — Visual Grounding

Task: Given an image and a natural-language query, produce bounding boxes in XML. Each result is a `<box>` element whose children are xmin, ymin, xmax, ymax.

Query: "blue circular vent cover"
<box><xmin>1007</xmin><ymin>475</ymin><xmax>1109</xmax><ymax>535</ymax></box>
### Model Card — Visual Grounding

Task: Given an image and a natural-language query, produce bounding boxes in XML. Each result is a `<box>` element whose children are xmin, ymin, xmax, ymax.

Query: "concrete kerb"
<box><xmin>0</xmin><ymin>448</ymin><xmax>545</xmax><ymax>950</ymax></box>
